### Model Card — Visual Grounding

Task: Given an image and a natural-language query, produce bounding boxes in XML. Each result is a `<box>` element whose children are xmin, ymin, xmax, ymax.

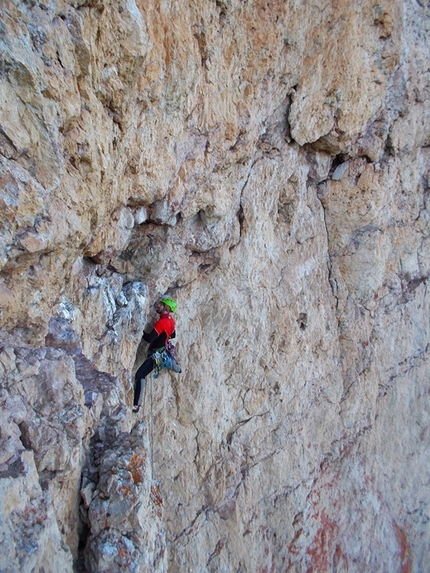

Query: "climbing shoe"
<box><xmin>169</xmin><ymin>360</ymin><xmax>182</xmax><ymax>374</ymax></box>
<box><xmin>132</xmin><ymin>405</ymin><xmax>140</xmax><ymax>413</ymax></box>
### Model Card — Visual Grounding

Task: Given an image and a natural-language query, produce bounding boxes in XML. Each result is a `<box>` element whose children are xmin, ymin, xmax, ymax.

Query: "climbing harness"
<box><xmin>151</xmin><ymin>346</ymin><xmax>177</xmax><ymax>378</ymax></box>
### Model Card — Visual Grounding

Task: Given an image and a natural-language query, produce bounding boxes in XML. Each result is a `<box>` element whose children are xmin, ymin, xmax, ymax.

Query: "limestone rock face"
<box><xmin>81</xmin><ymin>422</ymin><xmax>167</xmax><ymax>573</ymax></box>
<box><xmin>0</xmin><ymin>0</ymin><xmax>429</xmax><ymax>572</ymax></box>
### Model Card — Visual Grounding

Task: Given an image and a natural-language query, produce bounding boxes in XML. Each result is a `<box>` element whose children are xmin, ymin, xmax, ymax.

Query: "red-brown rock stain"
<box><xmin>151</xmin><ymin>483</ymin><xmax>163</xmax><ymax>518</ymax></box>
<box><xmin>394</xmin><ymin>522</ymin><xmax>413</xmax><ymax>573</ymax></box>
<box><xmin>287</xmin><ymin>527</ymin><xmax>304</xmax><ymax>557</ymax></box>
<box><xmin>126</xmin><ymin>448</ymin><xmax>147</xmax><ymax>484</ymax></box>
<box><xmin>256</xmin><ymin>555</ymin><xmax>276</xmax><ymax>573</ymax></box>
<box><xmin>305</xmin><ymin>509</ymin><xmax>338</xmax><ymax>573</ymax></box>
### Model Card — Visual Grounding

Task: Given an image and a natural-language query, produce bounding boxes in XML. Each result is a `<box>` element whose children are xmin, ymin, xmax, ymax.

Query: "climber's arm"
<box><xmin>142</xmin><ymin>329</ymin><xmax>158</xmax><ymax>343</ymax></box>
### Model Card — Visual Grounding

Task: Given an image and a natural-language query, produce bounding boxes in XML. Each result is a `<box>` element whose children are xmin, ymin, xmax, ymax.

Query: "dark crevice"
<box><xmin>198</xmin><ymin>263</ymin><xmax>212</xmax><ymax>274</ymax></box>
<box><xmin>226</xmin><ymin>411</ymin><xmax>269</xmax><ymax>445</ymax></box>
<box><xmin>192</xmin><ymin>24</ymin><xmax>208</xmax><ymax>68</ymax></box>
<box><xmin>206</xmin><ymin>538</ymin><xmax>227</xmax><ymax>567</ymax></box>
<box><xmin>229</xmin><ymin>204</ymin><xmax>245</xmax><ymax>252</ymax></box>
<box><xmin>329</xmin><ymin>153</ymin><xmax>348</xmax><ymax>176</ymax></box>
<box><xmin>214</xmin><ymin>0</ymin><xmax>228</xmax><ymax>24</ymax></box>
<box><xmin>0</xmin><ymin>125</ymin><xmax>19</xmax><ymax>154</ymax></box>
<box><xmin>18</xmin><ymin>422</ymin><xmax>32</xmax><ymax>450</ymax></box>
<box><xmin>297</xmin><ymin>313</ymin><xmax>308</xmax><ymax>331</ymax></box>
<box><xmin>75</xmin><ymin>520</ymin><xmax>90</xmax><ymax>573</ymax></box>
<box><xmin>400</xmin><ymin>274</ymin><xmax>428</xmax><ymax>304</ymax></box>
<box><xmin>314</xmin><ymin>189</ymin><xmax>340</xmax><ymax>311</ymax></box>
<box><xmin>237</xmin><ymin>204</ymin><xmax>245</xmax><ymax>236</ymax></box>
<box><xmin>284</xmin><ymin>90</ymin><xmax>295</xmax><ymax>143</ymax></box>
<box><xmin>39</xmin><ymin>469</ymin><xmax>57</xmax><ymax>491</ymax></box>
<box><xmin>0</xmin><ymin>457</ymin><xmax>26</xmax><ymax>479</ymax></box>
<box><xmin>229</xmin><ymin>130</ymin><xmax>247</xmax><ymax>152</ymax></box>
<box><xmin>172</xmin><ymin>504</ymin><xmax>210</xmax><ymax>543</ymax></box>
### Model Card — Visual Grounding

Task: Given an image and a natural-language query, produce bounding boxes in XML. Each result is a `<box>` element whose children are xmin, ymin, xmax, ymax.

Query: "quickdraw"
<box><xmin>152</xmin><ymin>348</ymin><xmax>175</xmax><ymax>378</ymax></box>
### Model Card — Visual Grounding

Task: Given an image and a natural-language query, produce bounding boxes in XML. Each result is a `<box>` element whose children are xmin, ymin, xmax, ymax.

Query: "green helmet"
<box><xmin>160</xmin><ymin>297</ymin><xmax>177</xmax><ymax>313</ymax></box>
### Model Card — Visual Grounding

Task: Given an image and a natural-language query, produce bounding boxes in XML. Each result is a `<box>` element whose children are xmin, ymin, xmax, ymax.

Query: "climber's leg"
<box><xmin>133</xmin><ymin>357</ymin><xmax>155</xmax><ymax>411</ymax></box>
<box><xmin>132</xmin><ymin>378</ymin><xmax>145</xmax><ymax>413</ymax></box>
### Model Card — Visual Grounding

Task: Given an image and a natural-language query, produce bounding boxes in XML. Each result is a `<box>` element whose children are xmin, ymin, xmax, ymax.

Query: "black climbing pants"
<box><xmin>133</xmin><ymin>356</ymin><xmax>156</xmax><ymax>406</ymax></box>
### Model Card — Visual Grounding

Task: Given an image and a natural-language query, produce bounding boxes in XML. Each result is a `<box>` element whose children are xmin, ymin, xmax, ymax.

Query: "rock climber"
<box><xmin>132</xmin><ymin>297</ymin><xmax>181</xmax><ymax>413</ymax></box>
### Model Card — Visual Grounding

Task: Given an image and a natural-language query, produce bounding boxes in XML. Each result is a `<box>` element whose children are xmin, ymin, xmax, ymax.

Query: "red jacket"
<box><xmin>143</xmin><ymin>314</ymin><xmax>176</xmax><ymax>349</ymax></box>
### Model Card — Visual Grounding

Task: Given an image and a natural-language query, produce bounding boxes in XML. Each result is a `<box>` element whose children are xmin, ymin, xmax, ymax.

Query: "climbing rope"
<box><xmin>137</xmin><ymin>371</ymin><xmax>154</xmax><ymax>479</ymax></box>
<box><xmin>149</xmin><ymin>372</ymin><xmax>154</xmax><ymax>479</ymax></box>
<box><xmin>139</xmin><ymin>353</ymin><xmax>180</xmax><ymax>480</ymax></box>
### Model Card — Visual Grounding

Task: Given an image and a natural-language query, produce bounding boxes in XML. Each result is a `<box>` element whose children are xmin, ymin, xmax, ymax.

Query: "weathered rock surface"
<box><xmin>0</xmin><ymin>0</ymin><xmax>429</xmax><ymax>572</ymax></box>
<box><xmin>81</xmin><ymin>422</ymin><xmax>167</xmax><ymax>572</ymax></box>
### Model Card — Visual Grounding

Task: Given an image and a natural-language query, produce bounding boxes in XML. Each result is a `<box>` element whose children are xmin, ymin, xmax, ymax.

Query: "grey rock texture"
<box><xmin>0</xmin><ymin>0</ymin><xmax>429</xmax><ymax>572</ymax></box>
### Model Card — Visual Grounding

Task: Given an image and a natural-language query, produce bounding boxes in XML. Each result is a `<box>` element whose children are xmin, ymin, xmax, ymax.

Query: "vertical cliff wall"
<box><xmin>0</xmin><ymin>0</ymin><xmax>429</xmax><ymax>571</ymax></box>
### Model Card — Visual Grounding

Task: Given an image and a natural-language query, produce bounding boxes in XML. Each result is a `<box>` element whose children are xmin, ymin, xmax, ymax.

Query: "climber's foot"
<box><xmin>170</xmin><ymin>361</ymin><xmax>182</xmax><ymax>374</ymax></box>
<box><xmin>132</xmin><ymin>405</ymin><xmax>140</xmax><ymax>413</ymax></box>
